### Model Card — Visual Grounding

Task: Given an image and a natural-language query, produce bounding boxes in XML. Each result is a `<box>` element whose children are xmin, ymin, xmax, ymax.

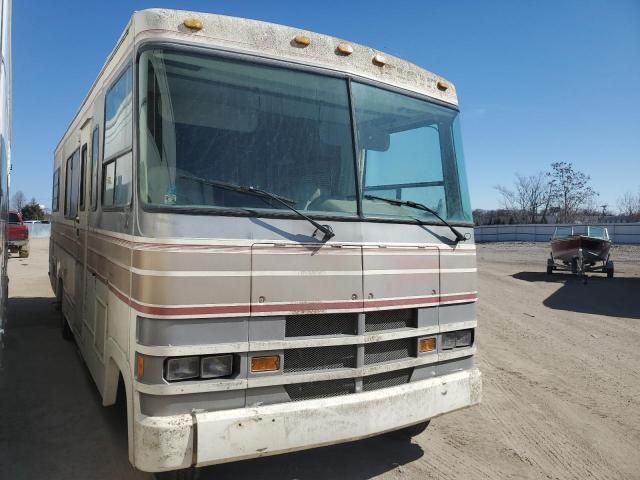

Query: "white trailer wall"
<box><xmin>474</xmin><ymin>223</ymin><xmax>640</xmax><ymax>245</ymax></box>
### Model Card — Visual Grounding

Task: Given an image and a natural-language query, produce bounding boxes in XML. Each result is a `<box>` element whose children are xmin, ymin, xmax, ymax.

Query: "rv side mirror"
<box><xmin>360</xmin><ymin>128</ymin><xmax>390</xmax><ymax>152</ymax></box>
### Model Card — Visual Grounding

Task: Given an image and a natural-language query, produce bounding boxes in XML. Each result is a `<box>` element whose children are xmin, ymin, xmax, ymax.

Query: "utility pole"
<box><xmin>600</xmin><ymin>204</ymin><xmax>608</xmax><ymax>219</ymax></box>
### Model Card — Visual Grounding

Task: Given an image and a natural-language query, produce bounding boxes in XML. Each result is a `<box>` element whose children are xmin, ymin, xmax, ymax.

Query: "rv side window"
<box><xmin>103</xmin><ymin>161</ymin><xmax>115</xmax><ymax>207</ymax></box>
<box><xmin>79</xmin><ymin>144</ymin><xmax>87</xmax><ymax>210</ymax></box>
<box><xmin>52</xmin><ymin>168</ymin><xmax>59</xmax><ymax>211</ymax></box>
<box><xmin>90</xmin><ymin>127</ymin><xmax>99</xmax><ymax>210</ymax></box>
<box><xmin>104</xmin><ymin>66</ymin><xmax>132</xmax><ymax>159</ymax></box>
<box><xmin>102</xmin><ymin>65</ymin><xmax>133</xmax><ymax>209</ymax></box>
<box><xmin>102</xmin><ymin>152</ymin><xmax>132</xmax><ymax>207</ymax></box>
<box><xmin>0</xmin><ymin>136</ymin><xmax>5</xmax><ymax>200</ymax></box>
<box><xmin>64</xmin><ymin>149</ymin><xmax>80</xmax><ymax>219</ymax></box>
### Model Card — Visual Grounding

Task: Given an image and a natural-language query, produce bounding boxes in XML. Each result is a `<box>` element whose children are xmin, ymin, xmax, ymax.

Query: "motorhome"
<box><xmin>50</xmin><ymin>9</ymin><xmax>481</xmax><ymax>478</ymax></box>
<box><xmin>0</xmin><ymin>0</ymin><xmax>11</xmax><ymax>342</ymax></box>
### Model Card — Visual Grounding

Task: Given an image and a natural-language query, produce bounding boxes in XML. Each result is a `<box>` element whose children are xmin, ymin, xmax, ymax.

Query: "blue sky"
<box><xmin>12</xmin><ymin>0</ymin><xmax>640</xmax><ymax>211</ymax></box>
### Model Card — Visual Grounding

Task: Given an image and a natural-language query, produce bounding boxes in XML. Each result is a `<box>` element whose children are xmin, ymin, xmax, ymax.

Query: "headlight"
<box><xmin>165</xmin><ymin>356</ymin><xmax>200</xmax><ymax>381</ymax></box>
<box><xmin>442</xmin><ymin>329</ymin><xmax>474</xmax><ymax>350</ymax></box>
<box><xmin>455</xmin><ymin>329</ymin><xmax>473</xmax><ymax>347</ymax></box>
<box><xmin>442</xmin><ymin>332</ymin><xmax>456</xmax><ymax>350</ymax></box>
<box><xmin>201</xmin><ymin>355</ymin><xmax>233</xmax><ymax>379</ymax></box>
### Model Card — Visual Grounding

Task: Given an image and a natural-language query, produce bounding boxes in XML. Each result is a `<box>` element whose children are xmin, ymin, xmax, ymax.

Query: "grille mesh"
<box><xmin>365</xmin><ymin>338</ymin><xmax>414</xmax><ymax>365</ymax></box>
<box><xmin>284</xmin><ymin>345</ymin><xmax>356</xmax><ymax>373</ymax></box>
<box><xmin>285</xmin><ymin>379</ymin><xmax>355</xmax><ymax>401</ymax></box>
<box><xmin>365</xmin><ymin>309</ymin><xmax>416</xmax><ymax>332</ymax></box>
<box><xmin>285</xmin><ymin>313</ymin><xmax>358</xmax><ymax>337</ymax></box>
<box><xmin>363</xmin><ymin>368</ymin><xmax>413</xmax><ymax>391</ymax></box>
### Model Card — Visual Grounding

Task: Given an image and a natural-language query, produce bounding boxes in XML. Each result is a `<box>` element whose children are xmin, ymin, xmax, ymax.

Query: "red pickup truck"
<box><xmin>8</xmin><ymin>210</ymin><xmax>29</xmax><ymax>258</ymax></box>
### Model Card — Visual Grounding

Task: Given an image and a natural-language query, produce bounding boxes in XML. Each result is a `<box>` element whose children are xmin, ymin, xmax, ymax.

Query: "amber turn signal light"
<box><xmin>136</xmin><ymin>355</ymin><xmax>145</xmax><ymax>378</ymax></box>
<box><xmin>251</xmin><ymin>355</ymin><xmax>281</xmax><ymax>372</ymax></box>
<box><xmin>419</xmin><ymin>337</ymin><xmax>437</xmax><ymax>353</ymax></box>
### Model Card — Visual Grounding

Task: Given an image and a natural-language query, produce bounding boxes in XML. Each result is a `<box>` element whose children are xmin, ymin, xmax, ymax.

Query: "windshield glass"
<box><xmin>138</xmin><ymin>49</ymin><xmax>357</xmax><ymax>215</ymax></box>
<box><xmin>352</xmin><ymin>82</ymin><xmax>472</xmax><ymax>224</ymax></box>
<box><xmin>137</xmin><ymin>49</ymin><xmax>472</xmax><ymax>225</ymax></box>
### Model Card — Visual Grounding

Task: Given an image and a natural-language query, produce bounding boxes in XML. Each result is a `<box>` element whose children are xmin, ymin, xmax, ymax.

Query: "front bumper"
<box><xmin>134</xmin><ymin>368</ymin><xmax>482</xmax><ymax>472</ymax></box>
<box><xmin>8</xmin><ymin>240</ymin><xmax>28</xmax><ymax>249</ymax></box>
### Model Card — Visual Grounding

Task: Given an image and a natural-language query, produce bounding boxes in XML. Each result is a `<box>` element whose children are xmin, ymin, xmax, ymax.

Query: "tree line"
<box><xmin>474</xmin><ymin>162</ymin><xmax>640</xmax><ymax>225</ymax></box>
<box><xmin>10</xmin><ymin>190</ymin><xmax>46</xmax><ymax>221</ymax></box>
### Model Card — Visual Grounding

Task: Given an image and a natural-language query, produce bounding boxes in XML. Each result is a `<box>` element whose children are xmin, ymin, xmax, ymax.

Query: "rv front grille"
<box><xmin>285</xmin><ymin>378</ymin><xmax>356</xmax><ymax>401</ymax></box>
<box><xmin>285</xmin><ymin>313</ymin><xmax>358</xmax><ymax>337</ymax></box>
<box><xmin>284</xmin><ymin>345</ymin><xmax>356</xmax><ymax>373</ymax></box>
<box><xmin>365</xmin><ymin>309</ymin><xmax>416</xmax><ymax>332</ymax></box>
<box><xmin>363</xmin><ymin>368</ymin><xmax>413</xmax><ymax>391</ymax></box>
<box><xmin>364</xmin><ymin>338</ymin><xmax>415</xmax><ymax>365</ymax></box>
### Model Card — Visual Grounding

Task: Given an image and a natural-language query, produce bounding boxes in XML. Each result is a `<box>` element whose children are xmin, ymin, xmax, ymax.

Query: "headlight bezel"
<box><xmin>164</xmin><ymin>354</ymin><xmax>235</xmax><ymax>382</ymax></box>
<box><xmin>441</xmin><ymin>329</ymin><xmax>474</xmax><ymax>350</ymax></box>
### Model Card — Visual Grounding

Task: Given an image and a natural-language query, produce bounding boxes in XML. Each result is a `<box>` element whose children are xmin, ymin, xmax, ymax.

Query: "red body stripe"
<box><xmin>109</xmin><ymin>285</ymin><xmax>477</xmax><ymax>317</ymax></box>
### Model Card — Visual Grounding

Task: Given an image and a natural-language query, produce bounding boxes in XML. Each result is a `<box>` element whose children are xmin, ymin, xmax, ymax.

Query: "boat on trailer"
<box><xmin>547</xmin><ymin>225</ymin><xmax>613</xmax><ymax>278</ymax></box>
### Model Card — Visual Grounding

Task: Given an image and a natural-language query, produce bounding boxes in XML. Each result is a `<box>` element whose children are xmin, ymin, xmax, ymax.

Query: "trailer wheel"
<box><xmin>571</xmin><ymin>258</ymin><xmax>578</xmax><ymax>274</ymax></box>
<box><xmin>546</xmin><ymin>258</ymin><xmax>554</xmax><ymax>275</ymax></box>
<box><xmin>19</xmin><ymin>248</ymin><xmax>29</xmax><ymax>258</ymax></box>
<box><xmin>606</xmin><ymin>261</ymin><xmax>614</xmax><ymax>278</ymax></box>
<box><xmin>155</xmin><ymin>468</ymin><xmax>198</xmax><ymax>480</ymax></box>
<box><xmin>388</xmin><ymin>421</ymin><xmax>430</xmax><ymax>440</ymax></box>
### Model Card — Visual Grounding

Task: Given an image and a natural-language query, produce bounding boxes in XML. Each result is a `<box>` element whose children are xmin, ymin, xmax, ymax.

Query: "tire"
<box><xmin>571</xmin><ymin>258</ymin><xmax>578</xmax><ymax>274</ymax></box>
<box><xmin>19</xmin><ymin>248</ymin><xmax>29</xmax><ymax>258</ymax></box>
<box><xmin>155</xmin><ymin>468</ymin><xmax>198</xmax><ymax>480</ymax></box>
<box><xmin>606</xmin><ymin>261</ymin><xmax>614</xmax><ymax>278</ymax></box>
<box><xmin>546</xmin><ymin>265</ymin><xmax>553</xmax><ymax>275</ymax></box>
<box><xmin>61</xmin><ymin>312</ymin><xmax>73</xmax><ymax>340</ymax></box>
<box><xmin>388</xmin><ymin>421</ymin><xmax>430</xmax><ymax>440</ymax></box>
<box><xmin>57</xmin><ymin>281</ymin><xmax>73</xmax><ymax>341</ymax></box>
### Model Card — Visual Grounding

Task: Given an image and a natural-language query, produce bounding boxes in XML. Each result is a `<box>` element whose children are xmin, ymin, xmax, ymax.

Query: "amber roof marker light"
<box><xmin>293</xmin><ymin>34</ymin><xmax>311</xmax><ymax>47</ymax></box>
<box><xmin>372</xmin><ymin>54</ymin><xmax>387</xmax><ymax>66</ymax></box>
<box><xmin>183</xmin><ymin>18</ymin><xmax>203</xmax><ymax>31</ymax></box>
<box><xmin>437</xmin><ymin>80</ymin><xmax>450</xmax><ymax>92</ymax></box>
<box><xmin>336</xmin><ymin>43</ymin><xmax>354</xmax><ymax>56</ymax></box>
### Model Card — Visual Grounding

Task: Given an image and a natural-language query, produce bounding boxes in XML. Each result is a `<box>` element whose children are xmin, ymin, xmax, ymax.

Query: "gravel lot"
<box><xmin>1</xmin><ymin>239</ymin><xmax>639</xmax><ymax>479</ymax></box>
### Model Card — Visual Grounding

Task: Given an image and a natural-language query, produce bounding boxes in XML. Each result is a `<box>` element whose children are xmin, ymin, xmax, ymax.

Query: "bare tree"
<box><xmin>11</xmin><ymin>190</ymin><xmax>26</xmax><ymax>211</ymax></box>
<box><xmin>617</xmin><ymin>190</ymin><xmax>640</xmax><ymax>217</ymax></box>
<box><xmin>495</xmin><ymin>173</ymin><xmax>550</xmax><ymax>223</ymax></box>
<box><xmin>547</xmin><ymin>162</ymin><xmax>597</xmax><ymax>223</ymax></box>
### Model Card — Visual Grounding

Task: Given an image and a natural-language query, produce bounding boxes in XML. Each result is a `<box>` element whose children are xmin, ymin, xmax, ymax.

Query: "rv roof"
<box><xmin>57</xmin><ymin>8</ymin><xmax>458</xmax><ymax>153</ymax></box>
<box><xmin>133</xmin><ymin>9</ymin><xmax>457</xmax><ymax>104</ymax></box>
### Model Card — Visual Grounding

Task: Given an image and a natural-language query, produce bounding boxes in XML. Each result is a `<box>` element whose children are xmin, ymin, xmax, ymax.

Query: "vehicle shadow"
<box><xmin>512</xmin><ymin>272</ymin><xmax>640</xmax><ymax>320</ymax></box>
<box><xmin>197</xmin><ymin>435</ymin><xmax>424</xmax><ymax>480</ymax></box>
<box><xmin>1</xmin><ymin>296</ymin><xmax>147</xmax><ymax>480</ymax></box>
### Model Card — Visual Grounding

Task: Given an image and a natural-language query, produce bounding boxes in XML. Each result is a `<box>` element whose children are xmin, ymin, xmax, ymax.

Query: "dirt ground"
<box><xmin>1</xmin><ymin>238</ymin><xmax>639</xmax><ymax>480</ymax></box>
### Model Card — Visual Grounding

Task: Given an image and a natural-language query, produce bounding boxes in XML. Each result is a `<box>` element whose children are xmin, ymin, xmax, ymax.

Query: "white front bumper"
<box><xmin>134</xmin><ymin>368</ymin><xmax>481</xmax><ymax>472</ymax></box>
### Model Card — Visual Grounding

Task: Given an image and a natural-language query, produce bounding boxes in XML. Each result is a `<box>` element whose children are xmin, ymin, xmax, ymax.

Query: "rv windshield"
<box><xmin>352</xmin><ymin>82</ymin><xmax>471</xmax><ymax>224</ymax></box>
<box><xmin>137</xmin><ymin>49</ymin><xmax>472</xmax><ymax>224</ymax></box>
<box><xmin>137</xmin><ymin>49</ymin><xmax>357</xmax><ymax>216</ymax></box>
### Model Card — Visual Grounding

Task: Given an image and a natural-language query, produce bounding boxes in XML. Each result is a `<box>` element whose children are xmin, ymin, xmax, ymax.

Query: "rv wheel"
<box><xmin>61</xmin><ymin>313</ymin><xmax>73</xmax><ymax>341</ymax></box>
<box><xmin>155</xmin><ymin>468</ymin><xmax>198</xmax><ymax>480</ymax></box>
<box><xmin>57</xmin><ymin>281</ymin><xmax>73</xmax><ymax>340</ymax></box>
<box><xmin>388</xmin><ymin>421</ymin><xmax>430</xmax><ymax>440</ymax></box>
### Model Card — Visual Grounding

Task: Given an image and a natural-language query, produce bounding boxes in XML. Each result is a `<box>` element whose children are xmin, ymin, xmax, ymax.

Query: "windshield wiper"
<box><xmin>364</xmin><ymin>194</ymin><xmax>469</xmax><ymax>243</ymax></box>
<box><xmin>179</xmin><ymin>174</ymin><xmax>335</xmax><ymax>240</ymax></box>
